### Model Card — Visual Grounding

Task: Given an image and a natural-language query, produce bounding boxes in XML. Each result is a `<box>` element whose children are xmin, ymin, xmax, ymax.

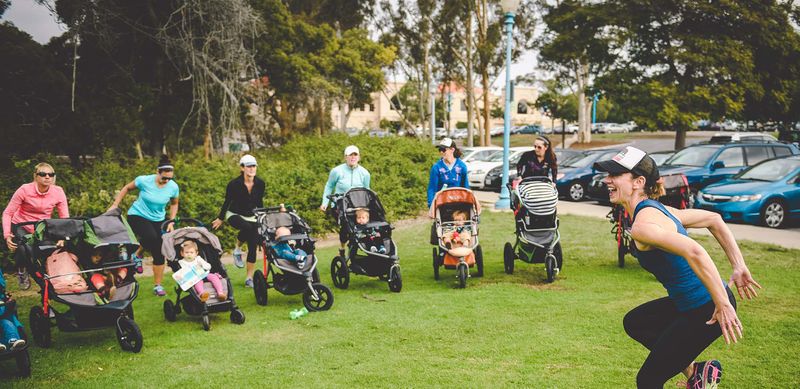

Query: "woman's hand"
<box><xmin>707</xmin><ymin>302</ymin><xmax>742</xmax><ymax>344</ymax></box>
<box><xmin>56</xmin><ymin>240</ymin><xmax>65</xmax><ymax>248</ymax></box>
<box><xmin>728</xmin><ymin>265</ymin><xmax>762</xmax><ymax>300</ymax></box>
<box><xmin>211</xmin><ymin>218</ymin><xmax>223</xmax><ymax>230</ymax></box>
<box><xmin>319</xmin><ymin>204</ymin><xmax>327</xmax><ymax>212</ymax></box>
<box><xmin>5</xmin><ymin>236</ymin><xmax>17</xmax><ymax>251</ymax></box>
<box><xmin>166</xmin><ymin>221</ymin><xmax>175</xmax><ymax>233</ymax></box>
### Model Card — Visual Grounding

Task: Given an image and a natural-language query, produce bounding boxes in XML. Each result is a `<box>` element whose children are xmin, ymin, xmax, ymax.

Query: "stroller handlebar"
<box><xmin>161</xmin><ymin>218</ymin><xmax>205</xmax><ymax>231</ymax></box>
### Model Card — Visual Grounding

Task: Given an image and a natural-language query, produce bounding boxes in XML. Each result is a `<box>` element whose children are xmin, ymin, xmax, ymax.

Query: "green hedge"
<box><xmin>1</xmin><ymin>134</ymin><xmax>438</xmax><ymax>261</ymax></box>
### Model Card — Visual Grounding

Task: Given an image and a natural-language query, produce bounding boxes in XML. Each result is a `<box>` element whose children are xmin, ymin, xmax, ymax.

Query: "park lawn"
<box><xmin>1</xmin><ymin>212</ymin><xmax>798</xmax><ymax>387</ymax></box>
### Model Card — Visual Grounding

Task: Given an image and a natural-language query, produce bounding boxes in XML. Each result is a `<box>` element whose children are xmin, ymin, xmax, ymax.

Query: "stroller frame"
<box><xmin>253</xmin><ymin>206</ymin><xmax>334</xmax><ymax>312</ymax></box>
<box><xmin>430</xmin><ymin>187</ymin><xmax>484</xmax><ymax>288</ymax></box>
<box><xmin>328</xmin><ymin>188</ymin><xmax>402</xmax><ymax>292</ymax></box>
<box><xmin>504</xmin><ymin>177</ymin><xmax>563</xmax><ymax>283</ymax></box>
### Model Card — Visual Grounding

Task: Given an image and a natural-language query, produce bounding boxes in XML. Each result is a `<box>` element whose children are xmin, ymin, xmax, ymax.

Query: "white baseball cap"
<box><xmin>344</xmin><ymin>145</ymin><xmax>360</xmax><ymax>156</ymax></box>
<box><xmin>239</xmin><ymin>154</ymin><xmax>257</xmax><ymax>167</ymax></box>
<box><xmin>594</xmin><ymin>146</ymin><xmax>660</xmax><ymax>183</ymax></box>
<box><xmin>438</xmin><ymin>138</ymin><xmax>454</xmax><ymax>148</ymax></box>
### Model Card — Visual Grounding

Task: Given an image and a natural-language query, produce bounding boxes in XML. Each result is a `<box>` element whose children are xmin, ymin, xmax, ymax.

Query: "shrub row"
<box><xmin>1</xmin><ymin>134</ymin><xmax>438</xmax><ymax>261</ymax></box>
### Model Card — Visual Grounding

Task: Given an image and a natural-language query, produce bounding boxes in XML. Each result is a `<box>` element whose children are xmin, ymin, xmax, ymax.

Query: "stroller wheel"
<box><xmin>554</xmin><ymin>242</ymin><xmax>564</xmax><ymax>272</ymax></box>
<box><xmin>388</xmin><ymin>265</ymin><xmax>402</xmax><ymax>293</ymax></box>
<box><xmin>253</xmin><ymin>270</ymin><xmax>268</xmax><ymax>306</ymax></box>
<box><xmin>116</xmin><ymin>316</ymin><xmax>143</xmax><ymax>353</ymax></box>
<box><xmin>202</xmin><ymin>314</ymin><xmax>211</xmax><ymax>331</ymax></box>
<box><xmin>230</xmin><ymin>309</ymin><xmax>246</xmax><ymax>325</ymax></box>
<box><xmin>545</xmin><ymin>254</ymin><xmax>556</xmax><ymax>283</ymax></box>
<box><xmin>457</xmin><ymin>263</ymin><xmax>468</xmax><ymax>289</ymax></box>
<box><xmin>432</xmin><ymin>248</ymin><xmax>440</xmax><ymax>281</ymax></box>
<box><xmin>16</xmin><ymin>349</ymin><xmax>31</xmax><ymax>377</ymax></box>
<box><xmin>303</xmin><ymin>283</ymin><xmax>334</xmax><ymax>312</ymax></box>
<box><xmin>331</xmin><ymin>256</ymin><xmax>350</xmax><ymax>289</ymax></box>
<box><xmin>503</xmin><ymin>242</ymin><xmax>515</xmax><ymax>275</ymax></box>
<box><xmin>163</xmin><ymin>300</ymin><xmax>177</xmax><ymax>322</ymax></box>
<box><xmin>474</xmin><ymin>245</ymin><xmax>484</xmax><ymax>277</ymax></box>
<box><xmin>29</xmin><ymin>306</ymin><xmax>51</xmax><ymax>348</ymax></box>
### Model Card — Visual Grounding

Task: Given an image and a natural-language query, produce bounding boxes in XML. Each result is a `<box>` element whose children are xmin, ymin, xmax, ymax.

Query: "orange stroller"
<box><xmin>430</xmin><ymin>187</ymin><xmax>483</xmax><ymax>288</ymax></box>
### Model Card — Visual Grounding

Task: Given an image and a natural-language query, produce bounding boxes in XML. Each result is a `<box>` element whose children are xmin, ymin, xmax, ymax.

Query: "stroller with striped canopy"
<box><xmin>504</xmin><ymin>176</ymin><xmax>563</xmax><ymax>283</ymax></box>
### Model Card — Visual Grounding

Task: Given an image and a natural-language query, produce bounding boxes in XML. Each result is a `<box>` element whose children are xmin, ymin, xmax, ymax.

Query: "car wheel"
<box><xmin>762</xmin><ymin>199</ymin><xmax>786</xmax><ymax>228</ymax></box>
<box><xmin>568</xmin><ymin>182</ymin><xmax>585</xmax><ymax>201</ymax></box>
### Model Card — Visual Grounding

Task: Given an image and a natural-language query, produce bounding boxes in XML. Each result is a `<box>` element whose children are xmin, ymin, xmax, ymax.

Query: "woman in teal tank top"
<box><xmin>594</xmin><ymin>147</ymin><xmax>762</xmax><ymax>388</ymax></box>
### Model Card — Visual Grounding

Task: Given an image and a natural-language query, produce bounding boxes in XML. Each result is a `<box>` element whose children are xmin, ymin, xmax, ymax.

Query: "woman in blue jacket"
<box><xmin>427</xmin><ymin>138</ymin><xmax>469</xmax><ymax>244</ymax></box>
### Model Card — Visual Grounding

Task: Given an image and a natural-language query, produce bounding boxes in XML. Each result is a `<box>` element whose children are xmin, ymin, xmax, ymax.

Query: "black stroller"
<box><xmin>161</xmin><ymin>219</ymin><xmax>245</xmax><ymax>331</ymax></box>
<box><xmin>16</xmin><ymin>210</ymin><xmax>142</xmax><ymax>352</ymax></box>
<box><xmin>504</xmin><ymin>177</ymin><xmax>564</xmax><ymax>283</ymax></box>
<box><xmin>328</xmin><ymin>188</ymin><xmax>402</xmax><ymax>292</ymax></box>
<box><xmin>252</xmin><ymin>206</ymin><xmax>333</xmax><ymax>311</ymax></box>
<box><xmin>0</xmin><ymin>268</ymin><xmax>31</xmax><ymax>377</ymax></box>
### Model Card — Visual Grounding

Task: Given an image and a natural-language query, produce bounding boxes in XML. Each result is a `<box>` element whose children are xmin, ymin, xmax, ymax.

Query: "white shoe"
<box><xmin>9</xmin><ymin>339</ymin><xmax>25</xmax><ymax>350</ymax></box>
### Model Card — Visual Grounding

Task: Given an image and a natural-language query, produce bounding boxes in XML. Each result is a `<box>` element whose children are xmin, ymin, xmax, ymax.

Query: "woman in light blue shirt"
<box><xmin>109</xmin><ymin>155</ymin><xmax>180</xmax><ymax>296</ymax></box>
<box><xmin>320</xmin><ymin>145</ymin><xmax>370</xmax><ymax>256</ymax></box>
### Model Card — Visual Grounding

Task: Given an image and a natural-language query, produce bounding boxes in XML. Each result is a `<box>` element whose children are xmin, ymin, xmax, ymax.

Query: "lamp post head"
<box><xmin>500</xmin><ymin>0</ymin><xmax>521</xmax><ymax>13</ymax></box>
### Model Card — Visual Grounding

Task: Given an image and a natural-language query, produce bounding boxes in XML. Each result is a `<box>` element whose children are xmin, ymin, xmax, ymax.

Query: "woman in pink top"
<box><xmin>3</xmin><ymin>162</ymin><xmax>69</xmax><ymax>290</ymax></box>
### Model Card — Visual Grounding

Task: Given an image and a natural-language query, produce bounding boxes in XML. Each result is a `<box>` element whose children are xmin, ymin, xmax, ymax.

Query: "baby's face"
<box><xmin>91</xmin><ymin>253</ymin><xmax>102</xmax><ymax>264</ymax></box>
<box><xmin>182</xmin><ymin>247</ymin><xmax>197</xmax><ymax>260</ymax></box>
<box><xmin>356</xmin><ymin>213</ymin><xmax>369</xmax><ymax>225</ymax></box>
<box><xmin>453</xmin><ymin>214</ymin><xmax>467</xmax><ymax>225</ymax></box>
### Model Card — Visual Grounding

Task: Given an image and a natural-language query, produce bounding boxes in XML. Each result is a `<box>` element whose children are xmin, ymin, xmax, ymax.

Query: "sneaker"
<box><xmin>9</xmin><ymin>339</ymin><xmax>25</xmax><ymax>350</ymax></box>
<box><xmin>17</xmin><ymin>270</ymin><xmax>31</xmax><ymax>290</ymax></box>
<box><xmin>132</xmin><ymin>253</ymin><xmax>144</xmax><ymax>274</ymax></box>
<box><xmin>244</xmin><ymin>278</ymin><xmax>254</xmax><ymax>288</ymax></box>
<box><xmin>0</xmin><ymin>344</ymin><xmax>6</xmax><ymax>352</ymax></box>
<box><xmin>216</xmin><ymin>293</ymin><xmax>227</xmax><ymax>301</ymax></box>
<box><xmin>233</xmin><ymin>248</ymin><xmax>244</xmax><ymax>268</ymax></box>
<box><xmin>686</xmin><ymin>360</ymin><xmax>722</xmax><ymax>389</ymax></box>
<box><xmin>199</xmin><ymin>291</ymin><xmax>209</xmax><ymax>302</ymax></box>
<box><xmin>379</xmin><ymin>246</ymin><xmax>387</xmax><ymax>254</ymax></box>
<box><xmin>370</xmin><ymin>246</ymin><xmax>378</xmax><ymax>253</ymax></box>
<box><xmin>153</xmin><ymin>284</ymin><xmax>166</xmax><ymax>296</ymax></box>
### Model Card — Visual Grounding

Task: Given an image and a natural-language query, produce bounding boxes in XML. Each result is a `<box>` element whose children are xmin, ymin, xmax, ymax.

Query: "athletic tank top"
<box><xmin>633</xmin><ymin>199</ymin><xmax>713</xmax><ymax>311</ymax></box>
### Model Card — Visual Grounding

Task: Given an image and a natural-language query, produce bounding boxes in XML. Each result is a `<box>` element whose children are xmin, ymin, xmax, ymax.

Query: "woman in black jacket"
<box><xmin>516</xmin><ymin>135</ymin><xmax>558</xmax><ymax>182</ymax></box>
<box><xmin>211</xmin><ymin>154</ymin><xmax>265</xmax><ymax>288</ymax></box>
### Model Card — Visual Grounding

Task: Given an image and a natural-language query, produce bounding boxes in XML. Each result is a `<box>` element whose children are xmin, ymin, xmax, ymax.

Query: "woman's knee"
<box><xmin>623</xmin><ymin>310</ymin><xmax>640</xmax><ymax>338</ymax></box>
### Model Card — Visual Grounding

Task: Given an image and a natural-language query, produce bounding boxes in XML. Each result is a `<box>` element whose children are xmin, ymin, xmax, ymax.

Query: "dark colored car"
<box><xmin>658</xmin><ymin>142</ymin><xmax>800</xmax><ymax>197</ymax></box>
<box><xmin>695</xmin><ymin>155</ymin><xmax>800</xmax><ymax>228</ymax></box>
<box><xmin>483</xmin><ymin>149</ymin><xmax>582</xmax><ymax>191</ymax></box>
<box><xmin>555</xmin><ymin>149</ymin><xmax>622</xmax><ymax>201</ymax></box>
<box><xmin>517</xmin><ymin>124</ymin><xmax>542</xmax><ymax>135</ymax></box>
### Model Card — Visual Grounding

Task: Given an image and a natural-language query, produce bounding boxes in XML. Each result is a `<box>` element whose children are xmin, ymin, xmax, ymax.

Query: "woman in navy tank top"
<box><xmin>594</xmin><ymin>146</ymin><xmax>761</xmax><ymax>388</ymax></box>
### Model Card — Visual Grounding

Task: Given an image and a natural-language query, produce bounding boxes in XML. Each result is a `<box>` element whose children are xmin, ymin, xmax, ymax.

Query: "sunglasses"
<box><xmin>160</xmin><ymin>176</ymin><xmax>174</xmax><ymax>181</ymax></box>
<box><xmin>437</xmin><ymin>147</ymin><xmax>448</xmax><ymax>152</ymax></box>
<box><xmin>36</xmin><ymin>172</ymin><xmax>56</xmax><ymax>177</ymax></box>
<box><xmin>534</xmin><ymin>145</ymin><xmax>546</xmax><ymax>150</ymax></box>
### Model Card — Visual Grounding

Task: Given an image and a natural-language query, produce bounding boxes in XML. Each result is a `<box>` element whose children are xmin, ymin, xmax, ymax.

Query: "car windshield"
<box><xmin>488</xmin><ymin>151</ymin><xmax>516</xmax><ymax>162</ymax></box>
<box><xmin>651</xmin><ymin>153</ymin><xmax>674</xmax><ymax>166</ymax></box>
<box><xmin>736</xmin><ymin>159</ymin><xmax>800</xmax><ymax>181</ymax></box>
<box><xmin>663</xmin><ymin>146</ymin><xmax>719</xmax><ymax>167</ymax></box>
<box><xmin>465</xmin><ymin>150</ymin><xmax>500</xmax><ymax>162</ymax></box>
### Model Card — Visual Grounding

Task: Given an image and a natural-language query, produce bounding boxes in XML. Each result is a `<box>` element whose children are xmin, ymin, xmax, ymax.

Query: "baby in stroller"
<box><xmin>176</xmin><ymin>240</ymin><xmax>226</xmax><ymax>302</ymax></box>
<box><xmin>0</xmin><ymin>273</ymin><xmax>25</xmax><ymax>351</ymax></box>
<box><xmin>272</xmin><ymin>226</ymin><xmax>311</xmax><ymax>269</ymax></box>
<box><xmin>442</xmin><ymin>210</ymin><xmax>472</xmax><ymax>250</ymax></box>
<box><xmin>354</xmin><ymin>208</ymin><xmax>386</xmax><ymax>254</ymax></box>
<box><xmin>89</xmin><ymin>246</ymin><xmax>129</xmax><ymax>300</ymax></box>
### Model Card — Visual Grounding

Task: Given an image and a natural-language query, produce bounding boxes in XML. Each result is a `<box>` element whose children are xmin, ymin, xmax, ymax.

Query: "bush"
<box><xmin>1</xmin><ymin>134</ymin><xmax>438</xmax><ymax>261</ymax></box>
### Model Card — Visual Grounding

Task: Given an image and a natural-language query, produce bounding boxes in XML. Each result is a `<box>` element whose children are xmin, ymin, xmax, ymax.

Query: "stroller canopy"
<box><xmin>516</xmin><ymin>178</ymin><xmax>558</xmax><ymax>216</ymax></box>
<box><xmin>431</xmin><ymin>187</ymin><xmax>478</xmax><ymax>210</ymax></box>
<box><xmin>32</xmin><ymin>208</ymin><xmax>138</xmax><ymax>247</ymax></box>
<box><xmin>342</xmin><ymin>188</ymin><xmax>387</xmax><ymax>221</ymax></box>
<box><xmin>161</xmin><ymin>227</ymin><xmax>223</xmax><ymax>262</ymax></box>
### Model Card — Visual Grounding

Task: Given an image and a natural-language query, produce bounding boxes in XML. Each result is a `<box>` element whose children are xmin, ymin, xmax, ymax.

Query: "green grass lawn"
<box><xmin>2</xmin><ymin>212</ymin><xmax>798</xmax><ymax>387</ymax></box>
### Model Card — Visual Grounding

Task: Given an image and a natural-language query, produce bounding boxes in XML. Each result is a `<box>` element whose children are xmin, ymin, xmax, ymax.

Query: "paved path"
<box><xmin>473</xmin><ymin>190</ymin><xmax>800</xmax><ymax>250</ymax></box>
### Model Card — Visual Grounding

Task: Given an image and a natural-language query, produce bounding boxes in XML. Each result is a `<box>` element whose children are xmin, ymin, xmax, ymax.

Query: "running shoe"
<box><xmin>686</xmin><ymin>360</ymin><xmax>722</xmax><ymax>389</ymax></box>
<box><xmin>17</xmin><ymin>270</ymin><xmax>31</xmax><ymax>290</ymax></box>
<box><xmin>9</xmin><ymin>339</ymin><xmax>26</xmax><ymax>350</ymax></box>
<box><xmin>244</xmin><ymin>278</ymin><xmax>254</xmax><ymax>288</ymax></box>
<box><xmin>233</xmin><ymin>248</ymin><xmax>244</xmax><ymax>268</ymax></box>
<box><xmin>153</xmin><ymin>284</ymin><xmax>166</xmax><ymax>296</ymax></box>
<box><xmin>132</xmin><ymin>253</ymin><xmax>144</xmax><ymax>274</ymax></box>
<box><xmin>0</xmin><ymin>344</ymin><xmax>6</xmax><ymax>352</ymax></box>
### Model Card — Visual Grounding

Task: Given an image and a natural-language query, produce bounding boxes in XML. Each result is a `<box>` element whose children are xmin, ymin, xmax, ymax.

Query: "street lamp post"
<box><xmin>494</xmin><ymin>0</ymin><xmax>520</xmax><ymax>210</ymax></box>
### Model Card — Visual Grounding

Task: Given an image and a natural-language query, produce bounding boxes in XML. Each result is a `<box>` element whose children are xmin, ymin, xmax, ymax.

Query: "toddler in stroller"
<box><xmin>430</xmin><ymin>187</ymin><xmax>483</xmax><ymax>288</ymax></box>
<box><xmin>161</xmin><ymin>219</ymin><xmax>245</xmax><ymax>331</ymax></box>
<box><xmin>0</xmin><ymin>268</ymin><xmax>31</xmax><ymax>377</ymax></box>
<box><xmin>272</xmin><ymin>226</ymin><xmax>312</xmax><ymax>269</ymax></box>
<box><xmin>252</xmin><ymin>205</ymin><xmax>334</xmax><ymax>311</ymax></box>
<box><xmin>504</xmin><ymin>176</ymin><xmax>563</xmax><ymax>283</ymax></box>
<box><xmin>328</xmin><ymin>188</ymin><xmax>401</xmax><ymax>292</ymax></box>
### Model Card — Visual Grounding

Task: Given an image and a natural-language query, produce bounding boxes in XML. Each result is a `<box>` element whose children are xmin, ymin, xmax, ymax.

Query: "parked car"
<box><xmin>452</xmin><ymin>128</ymin><xmax>469</xmax><ymax>139</ymax></box>
<box><xmin>555</xmin><ymin>149</ymin><xmax>622</xmax><ymax>201</ymax></box>
<box><xmin>462</xmin><ymin>146</ymin><xmax>502</xmax><ymax>168</ymax></box>
<box><xmin>649</xmin><ymin>150</ymin><xmax>676</xmax><ymax>166</ymax></box>
<box><xmin>489</xmin><ymin>126</ymin><xmax>505</xmax><ymax>136</ymax></box>
<box><xmin>659</xmin><ymin>142</ymin><xmax>800</xmax><ymax>198</ymax></box>
<box><xmin>591</xmin><ymin>123</ymin><xmax>609</xmax><ymax>134</ymax></box>
<box><xmin>695</xmin><ymin>155</ymin><xmax>800</xmax><ymax>228</ymax></box>
<box><xmin>709</xmin><ymin>132</ymin><xmax>778</xmax><ymax>144</ymax></box>
<box><xmin>604</xmin><ymin>123</ymin><xmax>630</xmax><ymax>133</ymax></box>
<box><xmin>467</xmin><ymin>147</ymin><xmax>532</xmax><ymax>189</ymax></box>
<box><xmin>368</xmin><ymin>129</ymin><xmax>390</xmax><ymax>138</ymax></box>
<box><xmin>517</xmin><ymin>124</ymin><xmax>542</xmax><ymax>135</ymax></box>
<box><xmin>483</xmin><ymin>148</ymin><xmax>582</xmax><ymax>191</ymax></box>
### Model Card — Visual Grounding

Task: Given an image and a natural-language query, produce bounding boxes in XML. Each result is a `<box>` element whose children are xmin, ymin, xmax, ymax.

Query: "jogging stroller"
<box><xmin>253</xmin><ymin>206</ymin><xmax>333</xmax><ymax>311</ymax></box>
<box><xmin>430</xmin><ymin>187</ymin><xmax>483</xmax><ymax>288</ymax></box>
<box><xmin>0</xmin><ymin>268</ymin><xmax>31</xmax><ymax>377</ymax></box>
<box><xmin>16</xmin><ymin>209</ymin><xmax>142</xmax><ymax>352</ymax></box>
<box><xmin>328</xmin><ymin>188</ymin><xmax>402</xmax><ymax>292</ymax></box>
<box><xmin>161</xmin><ymin>218</ymin><xmax>245</xmax><ymax>331</ymax></box>
<box><xmin>504</xmin><ymin>176</ymin><xmax>563</xmax><ymax>283</ymax></box>
<box><xmin>610</xmin><ymin>173</ymin><xmax>690</xmax><ymax>267</ymax></box>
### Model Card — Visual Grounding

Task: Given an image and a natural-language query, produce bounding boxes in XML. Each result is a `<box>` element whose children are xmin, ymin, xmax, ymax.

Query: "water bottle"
<box><xmin>119</xmin><ymin>246</ymin><xmax>127</xmax><ymax>262</ymax></box>
<box><xmin>289</xmin><ymin>307</ymin><xmax>309</xmax><ymax>320</ymax></box>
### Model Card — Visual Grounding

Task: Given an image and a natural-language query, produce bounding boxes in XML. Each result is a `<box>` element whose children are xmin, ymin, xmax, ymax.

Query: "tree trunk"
<box><xmin>674</xmin><ymin>128</ymin><xmax>687</xmax><ymax>149</ymax></box>
<box><xmin>576</xmin><ymin>61</ymin><xmax>592</xmax><ymax>143</ymax></box>
<box><xmin>482</xmin><ymin>72</ymin><xmax>491</xmax><ymax>146</ymax></box>
<box><xmin>204</xmin><ymin>125</ymin><xmax>212</xmax><ymax>160</ymax></box>
<box><xmin>466</xmin><ymin>11</ymin><xmax>475</xmax><ymax>147</ymax></box>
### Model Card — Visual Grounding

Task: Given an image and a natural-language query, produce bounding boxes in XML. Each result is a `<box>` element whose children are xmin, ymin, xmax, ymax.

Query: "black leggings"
<box><xmin>228</xmin><ymin>215</ymin><xmax>260</xmax><ymax>263</ymax></box>
<box><xmin>624</xmin><ymin>288</ymin><xmax>737</xmax><ymax>388</ymax></box>
<box><xmin>127</xmin><ymin>215</ymin><xmax>166</xmax><ymax>265</ymax></box>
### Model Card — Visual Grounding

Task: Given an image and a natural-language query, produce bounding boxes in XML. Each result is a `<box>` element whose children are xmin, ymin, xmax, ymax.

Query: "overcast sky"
<box><xmin>3</xmin><ymin>0</ymin><xmax>539</xmax><ymax>91</ymax></box>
